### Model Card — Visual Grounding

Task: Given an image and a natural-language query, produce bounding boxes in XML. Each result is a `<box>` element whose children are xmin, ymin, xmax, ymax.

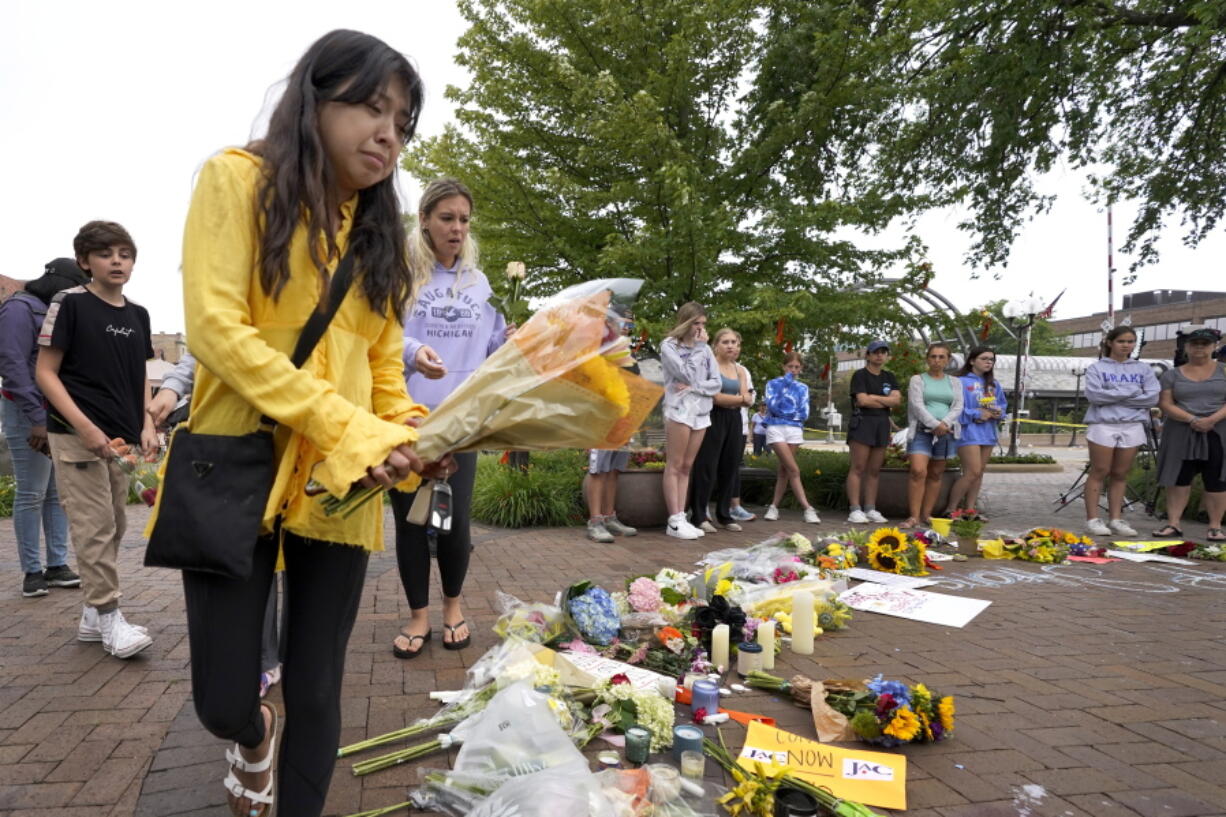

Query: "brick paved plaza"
<box><xmin>2</xmin><ymin>463</ymin><xmax>1226</xmax><ymax>817</ymax></box>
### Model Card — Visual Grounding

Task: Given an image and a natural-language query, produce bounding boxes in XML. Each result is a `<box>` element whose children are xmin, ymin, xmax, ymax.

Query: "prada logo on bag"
<box><xmin>191</xmin><ymin>461</ymin><xmax>215</xmax><ymax>479</ymax></box>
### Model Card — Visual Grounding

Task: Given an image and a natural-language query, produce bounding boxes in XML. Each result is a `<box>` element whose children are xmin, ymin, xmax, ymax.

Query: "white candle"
<box><xmin>711</xmin><ymin>624</ymin><xmax>730</xmax><ymax>671</ymax></box>
<box><xmin>791</xmin><ymin>591</ymin><xmax>815</xmax><ymax>655</ymax></box>
<box><xmin>757</xmin><ymin>620</ymin><xmax>776</xmax><ymax>670</ymax></box>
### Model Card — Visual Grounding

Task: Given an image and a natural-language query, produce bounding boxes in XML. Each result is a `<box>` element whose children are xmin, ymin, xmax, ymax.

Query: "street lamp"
<box><xmin>1069</xmin><ymin>366</ymin><xmax>1085</xmax><ymax>447</ymax></box>
<box><xmin>1001</xmin><ymin>295</ymin><xmax>1046</xmax><ymax>457</ymax></box>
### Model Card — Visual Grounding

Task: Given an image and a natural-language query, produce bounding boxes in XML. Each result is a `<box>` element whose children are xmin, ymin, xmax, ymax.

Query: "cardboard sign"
<box><xmin>737</xmin><ymin>720</ymin><xmax>907</xmax><ymax>810</ymax></box>
<box><xmin>838</xmin><ymin>583</ymin><xmax>991</xmax><ymax>628</ymax></box>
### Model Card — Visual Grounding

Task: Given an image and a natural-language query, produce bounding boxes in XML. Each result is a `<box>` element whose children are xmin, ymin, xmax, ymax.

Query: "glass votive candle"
<box><xmin>690</xmin><ymin>679</ymin><xmax>720</xmax><ymax>716</ymax></box>
<box><xmin>624</xmin><ymin>725</ymin><xmax>651</xmax><ymax>765</ymax></box>
<box><xmin>680</xmin><ymin>749</ymin><xmax>705</xmax><ymax>779</ymax></box>
<box><xmin>672</xmin><ymin>724</ymin><xmax>704</xmax><ymax>761</ymax></box>
<box><xmin>736</xmin><ymin>641</ymin><xmax>763</xmax><ymax>677</ymax></box>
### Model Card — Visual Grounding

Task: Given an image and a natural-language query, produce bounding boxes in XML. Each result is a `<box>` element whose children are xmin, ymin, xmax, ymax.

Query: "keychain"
<box><xmin>428</xmin><ymin>478</ymin><xmax>453</xmax><ymax>534</ymax></box>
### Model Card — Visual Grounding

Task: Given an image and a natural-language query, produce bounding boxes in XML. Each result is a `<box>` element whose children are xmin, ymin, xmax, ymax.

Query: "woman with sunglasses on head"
<box><xmin>1153</xmin><ymin>326</ymin><xmax>1226</xmax><ymax>540</ymax></box>
<box><xmin>902</xmin><ymin>343</ymin><xmax>963</xmax><ymax>528</ymax></box>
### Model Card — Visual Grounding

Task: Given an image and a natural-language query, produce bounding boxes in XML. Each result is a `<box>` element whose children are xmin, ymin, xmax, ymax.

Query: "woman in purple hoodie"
<box><xmin>390</xmin><ymin>179</ymin><xmax>509</xmax><ymax>659</ymax></box>
<box><xmin>1081</xmin><ymin>327</ymin><xmax>1159</xmax><ymax>537</ymax></box>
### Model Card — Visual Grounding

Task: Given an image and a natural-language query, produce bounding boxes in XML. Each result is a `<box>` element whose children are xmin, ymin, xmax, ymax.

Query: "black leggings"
<box><xmin>390</xmin><ymin>451</ymin><xmax>477</xmax><ymax>609</ymax></box>
<box><xmin>182</xmin><ymin>531</ymin><xmax>368</xmax><ymax>817</ymax></box>
<box><xmin>689</xmin><ymin>407</ymin><xmax>743</xmax><ymax>525</ymax></box>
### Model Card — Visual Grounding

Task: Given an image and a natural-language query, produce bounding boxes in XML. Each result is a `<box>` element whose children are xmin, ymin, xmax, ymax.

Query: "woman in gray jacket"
<box><xmin>902</xmin><ymin>343</ymin><xmax>963</xmax><ymax>528</ymax></box>
<box><xmin>1081</xmin><ymin>327</ymin><xmax>1159</xmax><ymax>537</ymax></box>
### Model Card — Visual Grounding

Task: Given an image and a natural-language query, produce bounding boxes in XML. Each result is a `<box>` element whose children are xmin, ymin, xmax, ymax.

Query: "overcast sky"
<box><xmin>2</xmin><ymin>1</ymin><xmax>1221</xmax><ymax>336</ymax></box>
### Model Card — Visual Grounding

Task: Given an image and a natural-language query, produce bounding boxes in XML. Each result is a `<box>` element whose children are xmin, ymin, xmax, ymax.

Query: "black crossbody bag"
<box><xmin>145</xmin><ymin>254</ymin><xmax>355</xmax><ymax>579</ymax></box>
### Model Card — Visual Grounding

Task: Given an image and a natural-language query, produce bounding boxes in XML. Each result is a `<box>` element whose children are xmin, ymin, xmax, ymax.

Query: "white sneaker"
<box><xmin>99</xmin><ymin>610</ymin><xmax>153</xmax><ymax>659</ymax></box>
<box><xmin>699</xmin><ymin>521</ymin><xmax>718</xmax><ymax>535</ymax></box>
<box><xmin>1108</xmin><ymin>519</ymin><xmax>1138</xmax><ymax>537</ymax></box>
<box><xmin>724</xmin><ymin>522</ymin><xmax>743</xmax><ymax>532</ymax></box>
<box><xmin>687</xmin><ymin>520</ymin><xmax>706</xmax><ymax>537</ymax></box>
<box><xmin>804</xmin><ymin>507</ymin><xmax>821</xmax><ymax>524</ymax></box>
<box><xmin>78</xmin><ymin>606</ymin><xmax>148</xmax><ymax>642</ymax></box>
<box><xmin>1086</xmin><ymin>518</ymin><xmax>1113</xmax><ymax>536</ymax></box>
<box><xmin>847</xmin><ymin>509</ymin><xmax>869</xmax><ymax>524</ymax></box>
<box><xmin>666</xmin><ymin>514</ymin><xmax>701</xmax><ymax>540</ymax></box>
<box><xmin>763</xmin><ymin>505</ymin><xmax>780</xmax><ymax>521</ymax></box>
<box><xmin>864</xmin><ymin>510</ymin><xmax>887</xmax><ymax>524</ymax></box>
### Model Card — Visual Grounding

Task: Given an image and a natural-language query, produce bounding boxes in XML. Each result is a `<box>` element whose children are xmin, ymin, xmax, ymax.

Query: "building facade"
<box><xmin>1048</xmin><ymin>290</ymin><xmax>1226</xmax><ymax>362</ymax></box>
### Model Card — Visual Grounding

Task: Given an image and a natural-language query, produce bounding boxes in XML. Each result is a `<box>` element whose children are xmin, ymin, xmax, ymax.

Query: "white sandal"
<box><xmin>223</xmin><ymin>704</ymin><xmax>277</xmax><ymax>817</ymax></box>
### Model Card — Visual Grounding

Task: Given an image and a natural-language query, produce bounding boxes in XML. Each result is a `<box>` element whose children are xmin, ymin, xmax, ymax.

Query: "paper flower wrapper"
<box><xmin>410</xmin><ymin>278</ymin><xmax>661</xmax><ymax>462</ymax></box>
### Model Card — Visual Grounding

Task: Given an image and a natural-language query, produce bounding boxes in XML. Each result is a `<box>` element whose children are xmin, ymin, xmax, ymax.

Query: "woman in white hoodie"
<box><xmin>1081</xmin><ymin>327</ymin><xmax>1160</xmax><ymax>536</ymax></box>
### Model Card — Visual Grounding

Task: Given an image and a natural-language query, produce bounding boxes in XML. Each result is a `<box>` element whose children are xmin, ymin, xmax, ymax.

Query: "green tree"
<box><xmin>403</xmin><ymin>0</ymin><xmax>932</xmax><ymax>357</ymax></box>
<box><xmin>764</xmin><ymin>0</ymin><xmax>1226</xmax><ymax>276</ymax></box>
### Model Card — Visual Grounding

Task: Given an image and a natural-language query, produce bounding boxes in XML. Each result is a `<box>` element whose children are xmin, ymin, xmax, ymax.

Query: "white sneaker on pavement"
<box><xmin>699</xmin><ymin>521</ymin><xmax>718</xmax><ymax>535</ymax></box>
<box><xmin>587</xmin><ymin>519</ymin><xmax>615</xmax><ymax>543</ymax></box>
<box><xmin>804</xmin><ymin>507</ymin><xmax>821</xmax><ymax>524</ymax></box>
<box><xmin>1086</xmin><ymin>518</ymin><xmax>1113</xmax><ymax>536</ymax></box>
<box><xmin>763</xmin><ymin>505</ymin><xmax>779</xmax><ymax>521</ymax></box>
<box><xmin>865</xmin><ymin>510</ymin><xmax>887</xmax><ymax>524</ymax></box>
<box><xmin>847</xmin><ymin>509</ymin><xmax>869</xmax><ymax>524</ymax></box>
<box><xmin>667</xmin><ymin>514</ymin><xmax>701</xmax><ymax>540</ymax></box>
<box><xmin>99</xmin><ymin>610</ymin><xmax>153</xmax><ymax>659</ymax></box>
<box><xmin>78</xmin><ymin>606</ymin><xmax>148</xmax><ymax>642</ymax></box>
<box><xmin>1108</xmin><ymin>519</ymin><xmax>1138</xmax><ymax>536</ymax></box>
<box><xmin>724</xmin><ymin>522</ymin><xmax>743</xmax><ymax>532</ymax></box>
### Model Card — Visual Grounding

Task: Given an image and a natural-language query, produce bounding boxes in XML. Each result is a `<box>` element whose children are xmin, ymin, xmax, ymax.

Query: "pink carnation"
<box><xmin>627</xmin><ymin>577</ymin><xmax>662</xmax><ymax>612</ymax></box>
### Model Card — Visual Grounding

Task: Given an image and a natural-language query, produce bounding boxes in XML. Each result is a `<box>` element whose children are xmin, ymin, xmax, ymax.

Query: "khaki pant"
<box><xmin>47</xmin><ymin>433</ymin><xmax>128</xmax><ymax>609</ymax></box>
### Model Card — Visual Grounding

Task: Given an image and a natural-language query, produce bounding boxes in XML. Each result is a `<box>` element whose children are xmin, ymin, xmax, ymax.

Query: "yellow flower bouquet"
<box><xmin>314</xmin><ymin>279</ymin><xmax>662</xmax><ymax>516</ymax></box>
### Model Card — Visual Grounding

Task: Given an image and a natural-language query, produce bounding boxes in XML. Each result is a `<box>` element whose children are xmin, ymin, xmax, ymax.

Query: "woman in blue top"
<box><xmin>763</xmin><ymin>352</ymin><xmax>820</xmax><ymax>524</ymax></box>
<box><xmin>903</xmin><ymin>343</ymin><xmax>963</xmax><ymax>528</ymax></box>
<box><xmin>946</xmin><ymin>346</ymin><xmax>1006</xmax><ymax>514</ymax></box>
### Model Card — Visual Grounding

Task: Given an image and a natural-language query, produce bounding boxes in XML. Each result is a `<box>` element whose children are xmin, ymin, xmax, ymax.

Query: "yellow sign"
<box><xmin>737</xmin><ymin>720</ymin><xmax>908</xmax><ymax>810</ymax></box>
<box><xmin>1111</xmin><ymin>540</ymin><xmax>1184</xmax><ymax>552</ymax></box>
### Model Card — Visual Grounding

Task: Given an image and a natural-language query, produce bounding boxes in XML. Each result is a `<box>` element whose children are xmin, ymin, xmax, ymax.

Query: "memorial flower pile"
<box><xmin>565</xmin><ymin>581</ymin><xmax>621</xmax><ymax>645</ymax></box>
<box><xmin>1189</xmin><ymin>543</ymin><xmax>1226</xmax><ymax>561</ymax></box>
<box><xmin>591</xmin><ymin>674</ymin><xmax>675</xmax><ymax>752</ymax></box>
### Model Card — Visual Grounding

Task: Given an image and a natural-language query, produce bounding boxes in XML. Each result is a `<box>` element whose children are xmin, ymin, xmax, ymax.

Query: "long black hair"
<box><xmin>250</xmin><ymin>29</ymin><xmax>423</xmax><ymax>318</ymax></box>
<box><xmin>957</xmin><ymin>345</ymin><xmax>997</xmax><ymax>392</ymax></box>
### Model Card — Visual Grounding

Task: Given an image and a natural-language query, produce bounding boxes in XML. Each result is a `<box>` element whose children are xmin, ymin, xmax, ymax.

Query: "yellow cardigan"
<box><xmin>147</xmin><ymin>148</ymin><xmax>425</xmax><ymax>550</ymax></box>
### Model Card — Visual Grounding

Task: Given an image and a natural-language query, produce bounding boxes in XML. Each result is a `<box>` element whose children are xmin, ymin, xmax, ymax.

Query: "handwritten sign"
<box><xmin>838</xmin><ymin>583</ymin><xmax>991</xmax><ymax>628</ymax></box>
<box><xmin>738</xmin><ymin>720</ymin><xmax>907</xmax><ymax>810</ymax></box>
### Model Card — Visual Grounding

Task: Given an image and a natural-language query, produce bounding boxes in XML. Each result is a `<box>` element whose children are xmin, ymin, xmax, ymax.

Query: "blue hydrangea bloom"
<box><xmin>867</xmin><ymin>675</ymin><xmax>912</xmax><ymax>707</ymax></box>
<box><xmin>569</xmin><ymin>587</ymin><xmax>620</xmax><ymax>645</ymax></box>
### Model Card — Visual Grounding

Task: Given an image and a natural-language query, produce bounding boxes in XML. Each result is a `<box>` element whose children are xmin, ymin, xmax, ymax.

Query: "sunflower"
<box><xmin>937</xmin><ymin>696</ymin><xmax>956</xmax><ymax>731</ymax></box>
<box><xmin>883</xmin><ymin>706</ymin><xmax>921</xmax><ymax>742</ymax></box>
<box><xmin>868</xmin><ymin>527</ymin><xmax>908</xmax><ymax>551</ymax></box>
<box><xmin>868</xmin><ymin>546</ymin><xmax>902</xmax><ymax>573</ymax></box>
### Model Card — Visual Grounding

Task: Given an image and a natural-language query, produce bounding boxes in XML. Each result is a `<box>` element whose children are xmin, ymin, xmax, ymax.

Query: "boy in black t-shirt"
<box><xmin>36</xmin><ymin>221</ymin><xmax>156</xmax><ymax>659</ymax></box>
<box><xmin>846</xmin><ymin>339</ymin><xmax>901</xmax><ymax>524</ymax></box>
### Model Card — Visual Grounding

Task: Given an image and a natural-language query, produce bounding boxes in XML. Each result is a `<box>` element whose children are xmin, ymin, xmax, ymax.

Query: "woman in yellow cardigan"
<box><xmin>161</xmin><ymin>31</ymin><xmax>449</xmax><ymax>817</ymax></box>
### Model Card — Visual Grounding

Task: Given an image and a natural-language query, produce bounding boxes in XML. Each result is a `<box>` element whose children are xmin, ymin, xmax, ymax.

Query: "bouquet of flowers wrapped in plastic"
<box><xmin>315</xmin><ymin>278</ymin><xmax>663</xmax><ymax>516</ymax></box>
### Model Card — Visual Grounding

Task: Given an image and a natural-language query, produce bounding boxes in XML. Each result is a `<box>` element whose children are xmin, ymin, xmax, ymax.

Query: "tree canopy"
<box><xmin>404</xmin><ymin>0</ymin><xmax>933</xmax><ymax>379</ymax></box>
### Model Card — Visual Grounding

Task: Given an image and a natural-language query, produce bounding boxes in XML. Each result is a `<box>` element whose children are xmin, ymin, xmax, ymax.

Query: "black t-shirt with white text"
<box><xmin>850</xmin><ymin>367</ymin><xmax>899</xmax><ymax>416</ymax></box>
<box><xmin>39</xmin><ymin>287</ymin><xmax>153</xmax><ymax>442</ymax></box>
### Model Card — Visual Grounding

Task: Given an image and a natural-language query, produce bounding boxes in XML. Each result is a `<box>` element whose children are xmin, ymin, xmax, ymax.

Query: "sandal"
<box><xmin>1207</xmin><ymin>528</ymin><xmax>1226</xmax><ymax>542</ymax></box>
<box><xmin>392</xmin><ymin>627</ymin><xmax>431</xmax><ymax>660</ymax></box>
<box><xmin>900</xmin><ymin>518</ymin><xmax>919</xmax><ymax>529</ymax></box>
<box><xmin>258</xmin><ymin>665</ymin><xmax>281</xmax><ymax>698</ymax></box>
<box><xmin>224</xmin><ymin>703</ymin><xmax>276</xmax><ymax>817</ymax></box>
<box><xmin>1151</xmin><ymin>524</ymin><xmax>1183</xmax><ymax>538</ymax></box>
<box><xmin>442</xmin><ymin>619</ymin><xmax>471</xmax><ymax>651</ymax></box>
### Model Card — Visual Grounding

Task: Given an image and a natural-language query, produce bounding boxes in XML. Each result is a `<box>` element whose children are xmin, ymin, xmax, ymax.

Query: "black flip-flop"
<box><xmin>392</xmin><ymin>628</ymin><xmax>431</xmax><ymax>660</ymax></box>
<box><xmin>442</xmin><ymin>620</ymin><xmax>471</xmax><ymax>651</ymax></box>
<box><xmin>1206</xmin><ymin>528</ymin><xmax>1226</xmax><ymax>542</ymax></box>
<box><xmin>1151</xmin><ymin>524</ymin><xmax>1183</xmax><ymax>537</ymax></box>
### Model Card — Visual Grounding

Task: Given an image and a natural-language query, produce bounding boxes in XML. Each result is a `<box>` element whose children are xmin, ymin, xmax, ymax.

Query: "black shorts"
<box><xmin>1175</xmin><ymin>432</ymin><xmax>1226</xmax><ymax>492</ymax></box>
<box><xmin>848</xmin><ymin>413</ymin><xmax>891</xmax><ymax>448</ymax></box>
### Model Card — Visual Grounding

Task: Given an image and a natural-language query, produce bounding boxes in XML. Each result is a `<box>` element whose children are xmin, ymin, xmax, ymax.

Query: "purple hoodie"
<box><xmin>402</xmin><ymin>261</ymin><xmax>508</xmax><ymax>411</ymax></box>
<box><xmin>0</xmin><ymin>291</ymin><xmax>48</xmax><ymax>425</ymax></box>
